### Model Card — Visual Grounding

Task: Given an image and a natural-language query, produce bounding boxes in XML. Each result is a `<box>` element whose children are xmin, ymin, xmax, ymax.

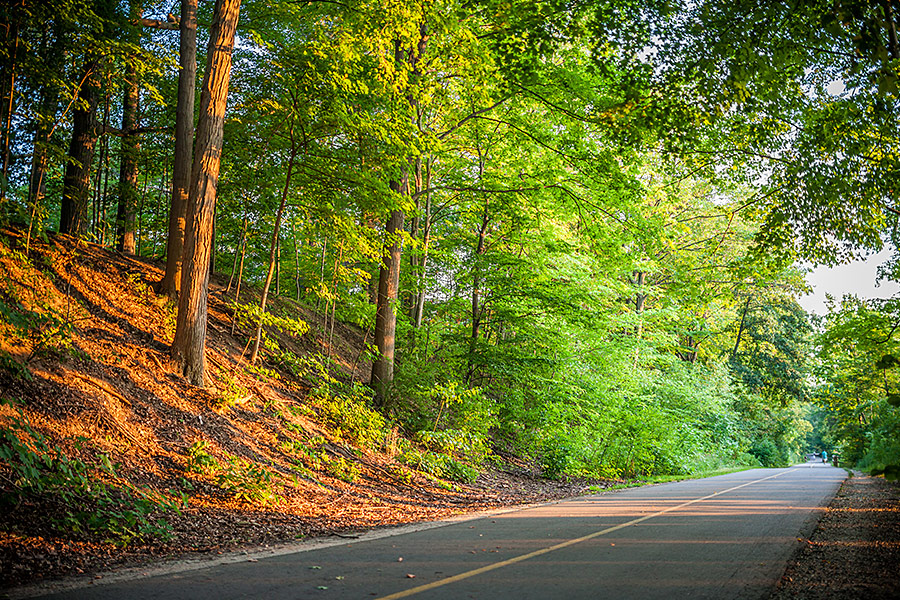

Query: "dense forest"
<box><xmin>1</xmin><ymin>0</ymin><xmax>899</xmax><ymax>520</ymax></box>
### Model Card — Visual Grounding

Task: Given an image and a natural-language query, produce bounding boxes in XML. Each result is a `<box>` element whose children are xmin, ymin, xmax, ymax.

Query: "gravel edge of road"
<box><xmin>769</xmin><ymin>473</ymin><xmax>900</xmax><ymax>599</ymax></box>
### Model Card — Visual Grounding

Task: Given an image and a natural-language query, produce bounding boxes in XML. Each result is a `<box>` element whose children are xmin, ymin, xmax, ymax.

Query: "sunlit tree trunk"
<box><xmin>1</xmin><ymin>19</ymin><xmax>18</xmax><ymax>207</ymax></box>
<box><xmin>116</xmin><ymin>42</ymin><xmax>140</xmax><ymax>253</ymax></box>
<box><xmin>171</xmin><ymin>0</ymin><xmax>241</xmax><ymax>386</ymax></box>
<box><xmin>250</xmin><ymin>137</ymin><xmax>297</xmax><ymax>364</ymax></box>
<box><xmin>411</xmin><ymin>158</ymin><xmax>432</xmax><ymax>328</ymax></box>
<box><xmin>160</xmin><ymin>0</ymin><xmax>197</xmax><ymax>297</ymax></box>
<box><xmin>371</xmin><ymin>26</ymin><xmax>427</xmax><ymax>403</ymax></box>
<box><xmin>371</xmin><ymin>188</ymin><xmax>406</xmax><ymax>404</ymax></box>
<box><xmin>60</xmin><ymin>61</ymin><xmax>100</xmax><ymax>237</ymax></box>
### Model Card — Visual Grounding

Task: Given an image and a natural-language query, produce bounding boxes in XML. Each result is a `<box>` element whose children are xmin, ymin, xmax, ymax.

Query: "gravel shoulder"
<box><xmin>770</xmin><ymin>473</ymin><xmax>900</xmax><ymax>599</ymax></box>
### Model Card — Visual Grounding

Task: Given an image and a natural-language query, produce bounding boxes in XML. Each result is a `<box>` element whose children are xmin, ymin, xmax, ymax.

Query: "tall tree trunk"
<box><xmin>249</xmin><ymin>141</ymin><xmax>296</xmax><ymax>364</ymax></box>
<box><xmin>371</xmin><ymin>199</ymin><xmax>406</xmax><ymax>404</ymax></box>
<box><xmin>60</xmin><ymin>61</ymin><xmax>101</xmax><ymax>237</ymax></box>
<box><xmin>116</xmin><ymin>51</ymin><xmax>140</xmax><ymax>253</ymax></box>
<box><xmin>466</xmin><ymin>202</ymin><xmax>489</xmax><ymax>383</ymax></box>
<box><xmin>731</xmin><ymin>295</ymin><xmax>752</xmax><ymax>358</ymax></box>
<box><xmin>226</xmin><ymin>213</ymin><xmax>247</xmax><ymax>293</ymax></box>
<box><xmin>161</xmin><ymin>0</ymin><xmax>198</xmax><ymax>297</ymax></box>
<box><xmin>171</xmin><ymin>0</ymin><xmax>241</xmax><ymax>386</ymax></box>
<box><xmin>28</xmin><ymin>87</ymin><xmax>56</xmax><ymax>223</ymax></box>
<box><xmin>293</xmin><ymin>218</ymin><xmax>302</xmax><ymax>301</ymax></box>
<box><xmin>371</xmin><ymin>25</ymin><xmax>428</xmax><ymax>402</ymax></box>
<box><xmin>412</xmin><ymin>158</ymin><xmax>432</xmax><ymax>328</ymax></box>
<box><xmin>1</xmin><ymin>20</ymin><xmax>18</xmax><ymax>207</ymax></box>
<box><xmin>632</xmin><ymin>270</ymin><xmax>646</xmax><ymax>367</ymax></box>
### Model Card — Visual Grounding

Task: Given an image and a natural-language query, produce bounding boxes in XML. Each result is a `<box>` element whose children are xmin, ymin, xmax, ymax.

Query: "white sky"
<box><xmin>798</xmin><ymin>249</ymin><xmax>900</xmax><ymax>315</ymax></box>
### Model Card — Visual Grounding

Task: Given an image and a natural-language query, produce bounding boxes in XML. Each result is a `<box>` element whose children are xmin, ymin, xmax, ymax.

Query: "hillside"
<box><xmin>0</xmin><ymin>229</ymin><xmax>607</xmax><ymax>588</ymax></box>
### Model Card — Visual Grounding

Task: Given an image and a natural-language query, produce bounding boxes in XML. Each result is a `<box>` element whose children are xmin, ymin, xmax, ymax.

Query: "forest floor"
<box><xmin>769</xmin><ymin>473</ymin><xmax>900</xmax><ymax>599</ymax></box>
<box><xmin>1</xmin><ymin>230</ymin><xmax>898</xmax><ymax>597</ymax></box>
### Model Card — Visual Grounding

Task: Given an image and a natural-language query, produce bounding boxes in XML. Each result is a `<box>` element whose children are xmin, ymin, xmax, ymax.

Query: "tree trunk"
<box><xmin>171</xmin><ymin>0</ymin><xmax>241</xmax><ymax>386</ymax></box>
<box><xmin>230</xmin><ymin>233</ymin><xmax>246</xmax><ymax>335</ymax></box>
<box><xmin>466</xmin><ymin>203</ymin><xmax>489</xmax><ymax>382</ymax></box>
<box><xmin>226</xmin><ymin>213</ymin><xmax>247</xmax><ymax>293</ymax></box>
<box><xmin>412</xmin><ymin>158</ymin><xmax>432</xmax><ymax>328</ymax></box>
<box><xmin>370</xmin><ymin>25</ymin><xmax>428</xmax><ymax>402</ymax></box>
<box><xmin>731</xmin><ymin>295</ymin><xmax>752</xmax><ymax>358</ymax></box>
<box><xmin>1</xmin><ymin>20</ymin><xmax>18</xmax><ymax>206</ymax></box>
<box><xmin>116</xmin><ymin>53</ymin><xmax>140</xmax><ymax>253</ymax></box>
<box><xmin>60</xmin><ymin>61</ymin><xmax>101</xmax><ymax>237</ymax></box>
<box><xmin>160</xmin><ymin>0</ymin><xmax>198</xmax><ymax>297</ymax></box>
<box><xmin>293</xmin><ymin>219</ymin><xmax>302</xmax><ymax>300</ymax></box>
<box><xmin>28</xmin><ymin>85</ymin><xmax>56</xmax><ymax>222</ymax></box>
<box><xmin>249</xmin><ymin>141</ymin><xmax>296</xmax><ymax>364</ymax></box>
<box><xmin>632</xmin><ymin>270</ymin><xmax>646</xmax><ymax>367</ymax></box>
<box><xmin>371</xmin><ymin>181</ymin><xmax>406</xmax><ymax>404</ymax></box>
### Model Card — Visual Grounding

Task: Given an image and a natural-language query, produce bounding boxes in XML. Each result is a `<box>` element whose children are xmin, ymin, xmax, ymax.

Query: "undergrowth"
<box><xmin>0</xmin><ymin>406</ymin><xmax>184</xmax><ymax>545</ymax></box>
<box><xmin>185</xmin><ymin>440</ymin><xmax>281</xmax><ymax>504</ymax></box>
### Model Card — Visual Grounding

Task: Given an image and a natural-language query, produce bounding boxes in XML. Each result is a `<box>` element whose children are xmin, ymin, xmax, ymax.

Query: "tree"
<box><xmin>59</xmin><ymin>59</ymin><xmax>100</xmax><ymax>237</ymax></box>
<box><xmin>160</xmin><ymin>0</ymin><xmax>197</xmax><ymax>297</ymax></box>
<box><xmin>115</xmin><ymin>1</ymin><xmax>142</xmax><ymax>254</ymax></box>
<box><xmin>171</xmin><ymin>0</ymin><xmax>241</xmax><ymax>386</ymax></box>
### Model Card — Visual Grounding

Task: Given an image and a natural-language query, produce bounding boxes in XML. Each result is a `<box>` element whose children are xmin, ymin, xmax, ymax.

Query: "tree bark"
<box><xmin>411</xmin><ymin>158</ymin><xmax>432</xmax><ymax>328</ymax></box>
<box><xmin>1</xmin><ymin>20</ymin><xmax>18</xmax><ymax>206</ymax></box>
<box><xmin>732</xmin><ymin>295</ymin><xmax>752</xmax><ymax>358</ymax></box>
<box><xmin>370</xmin><ymin>25</ymin><xmax>428</xmax><ymax>402</ymax></box>
<box><xmin>28</xmin><ymin>87</ymin><xmax>56</xmax><ymax>220</ymax></box>
<box><xmin>160</xmin><ymin>0</ymin><xmax>198</xmax><ymax>297</ymax></box>
<box><xmin>116</xmin><ymin>51</ymin><xmax>140</xmax><ymax>253</ymax></box>
<box><xmin>171</xmin><ymin>0</ymin><xmax>241</xmax><ymax>386</ymax></box>
<box><xmin>226</xmin><ymin>213</ymin><xmax>247</xmax><ymax>293</ymax></box>
<box><xmin>466</xmin><ymin>201</ymin><xmax>489</xmax><ymax>383</ymax></box>
<box><xmin>60</xmin><ymin>61</ymin><xmax>101</xmax><ymax>237</ymax></box>
<box><xmin>249</xmin><ymin>140</ymin><xmax>296</xmax><ymax>364</ymax></box>
<box><xmin>371</xmin><ymin>180</ymin><xmax>406</xmax><ymax>404</ymax></box>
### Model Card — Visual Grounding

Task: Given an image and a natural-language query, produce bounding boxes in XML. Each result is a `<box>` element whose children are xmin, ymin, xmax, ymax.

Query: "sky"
<box><xmin>798</xmin><ymin>249</ymin><xmax>900</xmax><ymax>315</ymax></box>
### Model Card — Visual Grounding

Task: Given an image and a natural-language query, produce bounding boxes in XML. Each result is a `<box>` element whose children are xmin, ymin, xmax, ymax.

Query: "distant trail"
<box><xmin>27</xmin><ymin>463</ymin><xmax>845</xmax><ymax>600</ymax></box>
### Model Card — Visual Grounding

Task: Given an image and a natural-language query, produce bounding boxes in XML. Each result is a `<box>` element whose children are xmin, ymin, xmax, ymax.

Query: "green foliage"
<box><xmin>215</xmin><ymin>458</ymin><xmax>278</xmax><ymax>504</ymax></box>
<box><xmin>217</xmin><ymin>375</ymin><xmax>250</xmax><ymax>409</ymax></box>
<box><xmin>398</xmin><ymin>448</ymin><xmax>478</xmax><ymax>484</ymax></box>
<box><xmin>321</xmin><ymin>455</ymin><xmax>361</xmax><ymax>483</ymax></box>
<box><xmin>185</xmin><ymin>440</ymin><xmax>280</xmax><ymax>505</ymax></box>
<box><xmin>309</xmin><ymin>383</ymin><xmax>388</xmax><ymax>450</ymax></box>
<box><xmin>814</xmin><ymin>297</ymin><xmax>900</xmax><ymax>475</ymax></box>
<box><xmin>230</xmin><ymin>300</ymin><xmax>309</xmax><ymax>358</ymax></box>
<box><xmin>0</xmin><ymin>410</ymin><xmax>182</xmax><ymax>544</ymax></box>
<box><xmin>186</xmin><ymin>440</ymin><xmax>220</xmax><ymax>474</ymax></box>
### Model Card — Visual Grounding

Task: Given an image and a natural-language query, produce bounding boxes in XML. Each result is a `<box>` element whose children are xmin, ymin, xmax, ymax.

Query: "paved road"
<box><xmin>28</xmin><ymin>462</ymin><xmax>845</xmax><ymax>600</ymax></box>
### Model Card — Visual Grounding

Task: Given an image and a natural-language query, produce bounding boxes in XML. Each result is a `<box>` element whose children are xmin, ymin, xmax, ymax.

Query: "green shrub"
<box><xmin>311</xmin><ymin>383</ymin><xmax>388</xmax><ymax>450</ymax></box>
<box><xmin>185</xmin><ymin>440</ymin><xmax>280</xmax><ymax>504</ymax></box>
<box><xmin>398</xmin><ymin>448</ymin><xmax>478</xmax><ymax>483</ymax></box>
<box><xmin>0</xmin><ymin>411</ymin><xmax>182</xmax><ymax>545</ymax></box>
<box><xmin>216</xmin><ymin>458</ymin><xmax>278</xmax><ymax>504</ymax></box>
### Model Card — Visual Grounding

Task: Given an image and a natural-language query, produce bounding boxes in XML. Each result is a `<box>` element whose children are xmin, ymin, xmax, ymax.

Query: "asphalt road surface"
<box><xmin>28</xmin><ymin>462</ymin><xmax>845</xmax><ymax>600</ymax></box>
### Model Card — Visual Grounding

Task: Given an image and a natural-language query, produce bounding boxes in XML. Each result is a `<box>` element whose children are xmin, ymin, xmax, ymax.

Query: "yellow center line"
<box><xmin>375</xmin><ymin>468</ymin><xmax>797</xmax><ymax>600</ymax></box>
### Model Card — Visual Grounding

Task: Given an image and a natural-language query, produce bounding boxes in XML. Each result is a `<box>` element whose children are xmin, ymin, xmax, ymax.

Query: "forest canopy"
<box><xmin>1</xmin><ymin>0</ymin><xmax>899</xmax><ymax>479</ymax></box>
